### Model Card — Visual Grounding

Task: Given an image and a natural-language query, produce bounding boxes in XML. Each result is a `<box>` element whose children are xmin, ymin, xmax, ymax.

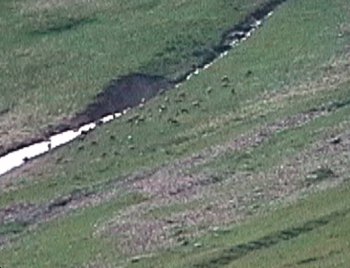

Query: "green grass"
<box><xmin>0</xmin><ymin>0</ymin><xmax>269</xmax><ymax>147</ymax></box>
<box><xmin>0</xmin><ymin>193</ymin><xmax>145</xmax><ymax>268</ymax></box>
<box><xmin>1</xmin><ymin>0</ymin><xmax>350</xmax><ymax>207</ymax></box>
<box><xmin>200</xmin><ymin>94</ymin><xmax>350</xmax><ymax>175</ymax></box>
<box><xmin>0</xmin><ymin>222</ymin><xmax>27</xmax><ymax>236</ymax></box>
<box><xmin>128</xmin><ymin>180</ymin><xmax>350</xmax><ymax>268</ymax></box>
<box><xmin>1</xmin><ymin>0</ymin><xmax>350</xmax><ymax>267</ymax></box>
<box><xmin>2</xmin><ymin>81</ymin><xmax>349</xmax><ymax>208</ymax></box>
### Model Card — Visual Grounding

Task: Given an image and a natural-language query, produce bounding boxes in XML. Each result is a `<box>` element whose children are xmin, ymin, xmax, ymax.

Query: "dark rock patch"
<box><xmin>329</xmin><ymin>136</ymin><xmax>342</xmax><ymax>145</ymax></box>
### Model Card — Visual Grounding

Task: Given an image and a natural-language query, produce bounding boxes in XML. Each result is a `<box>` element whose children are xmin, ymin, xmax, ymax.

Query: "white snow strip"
<box><xmin>50</xmin><ymin>130</ymin><xmax>81</xmax><ymax>149</ymax></box>
<box><xmin>100</xmin><ymin>114</ymin><xmax>115</xmax><ymax>124</ymax></box>
<box><xmin>186</xmin><ymin>73</ymin><xmax>193</xmax><ymax>81</ymax></box>
<box><xmin>203</xmin><ymin>62</ymin><xmax>214</xmax><ymax>70</ymax></box>
<box><xmin>78</xmin><ymin>122</ymin><xmax>97</xmax><ymax>133</ymax></box>
<box><xmin>0</xmin><ymin>141</ymin><xmax>50</xmax><ymax>175</ymax></box>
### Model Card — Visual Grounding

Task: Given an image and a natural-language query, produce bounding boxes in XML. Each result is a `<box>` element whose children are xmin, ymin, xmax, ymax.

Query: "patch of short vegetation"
<box><xmin>0</xmin><ymin>221</ymin><xmax>28</xmax><ymax>236</ymax></box>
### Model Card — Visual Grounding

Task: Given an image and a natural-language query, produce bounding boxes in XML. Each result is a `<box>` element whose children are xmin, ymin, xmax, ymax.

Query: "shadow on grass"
<box><xmin>32</xmin><ymin>17</ymin><xmax>97</xmax><ymax>35</ymax></box>
<box><xmin>326</xmin><ymin>99</ymin><xmax>350</xmax><ymax>111</ymax></box>
<box><xmin>73</xmin><ymin>73</ymin><xmax>173</xmax><ymax>126</ymax></box>
<box><xmin>193</xmin><ymin>208</ymin><xmax>349</xmax><ymax>268</ymax></box>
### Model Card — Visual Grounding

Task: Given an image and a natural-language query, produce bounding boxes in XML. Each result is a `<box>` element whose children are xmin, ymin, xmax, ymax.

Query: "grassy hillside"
<box><xmin>0</xmin><ymin>0</ymin><xmax>269</xmax><ymax>153</ymax></box>
<box><xmin>0</xmin><ymin>0</ymin><xmax>350</xmax><ymax>267</ymax></box>
<box><xmin>130</xmin><ymin>180</ymin><xmax>350</xmax><ymax>267</ymax></box>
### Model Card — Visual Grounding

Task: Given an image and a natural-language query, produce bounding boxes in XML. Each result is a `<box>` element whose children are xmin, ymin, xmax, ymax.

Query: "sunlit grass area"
<box><xmin>0</xmin><ymin>0</ymin><xmax>350</xmax><ymax>267</ymax></box>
